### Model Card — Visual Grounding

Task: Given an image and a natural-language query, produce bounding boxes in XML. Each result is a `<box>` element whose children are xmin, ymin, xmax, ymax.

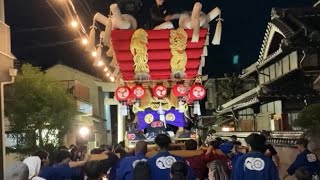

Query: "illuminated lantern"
<box><xmin>172</xmin><ymin>84</ymin><xmax>188</xmax><ymax>97</ymax></box>
<box><xmin>115</xmin><ymin>86</ymin><xmax>132</xmax><ymax>116</ymax></box>
<box><xmin>189</xmin><ymin>84</ymin><xmax>206</xmax><ymax>115</ymax></box>
<box><xmin>152</xmin><ymin>85</ymin><xmax>167</xmax><ymax>125</ymax></box>
<box><xmin>172</xmin><ymin>84</ymin><xmax>188</xmax><ymax>113</ymax></box>
<box><xmin>152</xmin><ymin>85</ymin><xmax>167</xmax><ymax>98</ymax></box>
<box><xmin>132</xmin><ymin>85</ymin><xmax>145</xmax><ymax>99</ymax></box>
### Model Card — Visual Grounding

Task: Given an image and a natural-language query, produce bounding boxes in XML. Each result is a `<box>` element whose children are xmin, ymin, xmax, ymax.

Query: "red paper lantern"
<box><xmin>172</xmin><ymin>84</ymin><xmax>188</xmax><ymax>97</ymax></box>
<box><xmin>115</xmin><ymin>86</ymin><xmax>132</xmax><ymax>101</ymax></box>
<box><xmin>189</xmin><ymin>84</ymin><xmax>206</xmax><ymax>100</ymax></box>
<box><xmin>152</xmin><ymin>85</ymin><xmax>167</xmax><ymax>98</ymax></box>
<box><xmin>132</xmin><ymin>85</ymin><xmax>145</xmax><ymax>99</ymax></box>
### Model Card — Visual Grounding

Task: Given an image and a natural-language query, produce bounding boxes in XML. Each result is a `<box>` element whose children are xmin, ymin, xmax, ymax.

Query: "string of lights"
<box><xmin>57</xmin><ymin>0</ymin><xmax>115</xmax><ymax>82</ymax></box>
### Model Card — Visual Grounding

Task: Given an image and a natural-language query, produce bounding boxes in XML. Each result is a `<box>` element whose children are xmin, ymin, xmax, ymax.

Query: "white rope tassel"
<box><xmin>86</xmin><ymin>25</ymin><xmax>96</xmax><ymax>52</ymax></box>
<box><xmin>212</xmin><ymin>16</ymin><xmax>222</xmax><ymax>45</ymax></box>
<box><xmin>103</xmin><ymin>18</ymin><xmax>112</xmax><ymax>46</ymax></box>
<box><xmin>191</xmin><ymin>2</ymin><xmax>202</xmax><ymax>42</ymax></box>
<box><xmin>121</xmin><ymin>104</ymin><xmax>128</xmax><ymax>116</ymax></box>
<box><xmin>93</xmin><ymin>45</ymin><xmax>102</xmax><ymax>66</ymax></box>
<box><xmin>200</xmin><ymin>56</ymin><xmax>206</xmax><ymax>67</ymax></box>
<box><xmin>158</xmin><ymin>103</ymin><xmax>166</xmax><ymax>128</ymax></box>
<box><xmin>205</xmin><ymin>33</ymin><xmax>210</xmax><ymax>45</ymax></box>
<box><xmin>193</xmin><ymin>101</ymin><xmax>201</xmax><ymax>115</ymax></box>
<box><xmin>178</xmin><ymin>100</ymin><xmax>184</xmax><ymax>113</ymax></box>
<box><xmin>202</xmin><ymin>46</ymin><xmax>208</xmax><ymax>57</ymax></box>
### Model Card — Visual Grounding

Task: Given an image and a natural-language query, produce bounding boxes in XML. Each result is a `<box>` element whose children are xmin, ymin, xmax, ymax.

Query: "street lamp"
<box><xmin>79</xmin><ymin>127</ymin><xmax>89</xmax><ymax>138</ymax></box>
<box><xmin>78</xmin><ymin>127</ymin><xmax>89</xmax><ymax>159</ymax></box>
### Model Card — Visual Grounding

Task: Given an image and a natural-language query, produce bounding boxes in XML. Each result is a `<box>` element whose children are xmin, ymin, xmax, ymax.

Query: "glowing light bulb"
<box><xmin>103</xmin><ymin>67</ymin><xmax>108</xmax><ymax>72</ymax></box>
<box><xmin>81</xmin><ymin>38</ymin><xmax>88</xmax><ymax>45</ymax></box>
<box><xmin>106</xmin><ymin>72</ymin><xmax>110</xmax><ymax>77</ymax></box>
<box><xmin>97</xmin><ymin>60</ymin><xmax>104</xmax><ymax>66</ymax></box>
<box><xmin>110</xmin><ymin>76</ymin><xmax>115</xmax><ymax>82</ymax></box>
<box><xmin>91</xmin><ymin>51</ymin><xmax>97</xmax><ymax>57</ymax></box>
<box><xmin>70</xmin><ymin>20</ymin><xmax>78</xmax><ymax>28</ymax></box>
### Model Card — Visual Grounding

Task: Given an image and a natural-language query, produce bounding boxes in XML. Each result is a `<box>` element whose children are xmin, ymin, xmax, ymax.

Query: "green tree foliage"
<box><xmin>295</xmin><ymin>103</ymin><xmax>320</xmax><ymax>134</ymax></box>
<box><xmin>6</xmin><ymin>64</ymin><xmax>77</xmax><ymax>154</ymax></box>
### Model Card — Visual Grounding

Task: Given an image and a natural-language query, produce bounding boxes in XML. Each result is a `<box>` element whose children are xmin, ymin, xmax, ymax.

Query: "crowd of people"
<box><xmin>5</xmin><ymin>132</ymin><xmax>320</xmax><ymax>180</ymax></box>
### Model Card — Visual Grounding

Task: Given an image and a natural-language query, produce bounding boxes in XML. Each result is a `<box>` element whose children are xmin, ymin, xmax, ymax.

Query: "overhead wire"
<box><xmin>13</xmin><ymin>25</ymin><xmax>67</xmax><ymax>33</ymax></box>
<box><xmin>46</xmin><ymin>0</ymin><xmax>66</xmax><ymax>25</ymax></box>
<box><xmin>25</xmin><ymin>39</ymin><xmax>79</xmax><ymax>49</ymax></box>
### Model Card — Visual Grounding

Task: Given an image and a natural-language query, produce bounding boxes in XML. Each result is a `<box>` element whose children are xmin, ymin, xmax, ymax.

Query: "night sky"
<box><xmin>4</xmin><ymin>0</ymin><xmax>313</xmax><ymax>79</ymax></box>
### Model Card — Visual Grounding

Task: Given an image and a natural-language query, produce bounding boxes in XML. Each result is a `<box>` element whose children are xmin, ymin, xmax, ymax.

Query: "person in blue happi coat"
<box><xmin>231</xmin><ymin>133</ymin><xmax>279</xmax><ymax>180</ymax></box>
<box><xmin>117</xmin><ymin>140</ymin><xmax>148</xmax><ymax>180</ymax></box>
<box><xmin>282</xmin><ymin>138</ymin><xmax>320</xmax><ymax>180</ymax></box>
<box><xmin>147</xmin><ymin>134</ymin><xmax>196</xmax><ymax>180</ymax></box>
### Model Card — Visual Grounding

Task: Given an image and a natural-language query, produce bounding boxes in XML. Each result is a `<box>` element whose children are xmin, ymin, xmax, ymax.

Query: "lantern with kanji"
<box><xmin>189</xmin><ymin>84</ymin><xmax>206</xmax><ymax>115</ymax></box>
<box><xmin>172</xmin><ymin>84</ymin><xmax>188</xmax><ymax>113</ymax></box>
<box><xmin>115</xmin><ymin>86</ymin><xmax>132</xmax><ymax>116</ymax></box>
<box><xmin>132</xmin><ymin>85</ymin><xmax>145</xmax><ymax>106</ymax></box>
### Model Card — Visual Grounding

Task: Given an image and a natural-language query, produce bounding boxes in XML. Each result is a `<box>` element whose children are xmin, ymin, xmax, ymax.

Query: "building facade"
<box><xmin>46</xmin><ymin>64</ymin><xmax>116</xmax><ymax>147</ymax></box>
<box><xmin>0</xmin><ymin>0</ymin><xmax>16</xmax><ymax>177</ymax></box>
<box><xmin>206</xmin><ymin>7</ymin><xmax>320</xmax><ymax>132</ymax></box>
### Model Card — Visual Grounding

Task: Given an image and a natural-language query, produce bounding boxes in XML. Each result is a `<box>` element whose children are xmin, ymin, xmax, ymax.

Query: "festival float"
<box><xmin>85</xmin><ymin>2</ymin><xmax>223</xmax><ymax>150</ymax></box>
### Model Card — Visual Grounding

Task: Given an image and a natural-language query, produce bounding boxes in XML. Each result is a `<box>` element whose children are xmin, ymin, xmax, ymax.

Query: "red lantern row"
<box><xmin>115</xmin><ymin>84</ymin><xmax>206</xmax><ymax>102</ymax></box>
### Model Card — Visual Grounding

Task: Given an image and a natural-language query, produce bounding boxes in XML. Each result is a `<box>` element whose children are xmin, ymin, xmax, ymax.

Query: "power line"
<box><xmin>46</xmin><ymin>0</ymin><xmax>66</xmax><ymax>25</ymax></box>
<box><xmin>25</xmin><ymin>39</ymin><xmax>78</xmax><ymax>49</ymax></box>
<box><xmin>13</xmin><ymin>25</ymin><xmax>67</xmax><ymax>33</ymax></box>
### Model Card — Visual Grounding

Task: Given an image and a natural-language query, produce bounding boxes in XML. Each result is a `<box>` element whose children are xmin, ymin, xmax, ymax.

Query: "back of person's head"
<box><xmin>170</xmin><ymin>161</ymin><xmax>188</xmax><ymax>180</ymax></box>
<box><xmin>155</xmin><ymin>134</ymin><xmax>171</xmax><ymax>149</ymax></box>
<box><xmin>295</xmin><ymin>167</ymin><xmax>312</xmax><ymax>180</ymax></box>
<box><xmin>100</xmin><ymin>144</ymin><xmax>112</xmax><ymax>152</ymax></box>
<box><xmin>5</xmin><ymin>162</ymin><xmax>29</xmax><ymax>180</ymax></box>
<box><xmin>69</xmin><ymin>144</ymin><xmax>77</xmax><ymax>149</ymax></box>
<box><xmin>245</xmin><ymin>133</ymin><xmax>266</xmax><ymax>153</ymax></box>
<box><xmin>210</xmin><ymin>140</ymin><xmax>222</xmax><ymax>149</ymax></box>
<box><xmin>231</xmin><ymin>135</ymin><xmax>237</xmax><ymax>140</ymax></box>
<box><xmin>261</xmin><ymin>130</ymin><xmax>271</xmax><ymax>138</ymax></box>
<box><xmin>58</xmin><ymin>145</ymin><xmax>69</xmax><ymax>151</ymax></box>
<box><xmin>33</xmin><ymin>149</ymin><xmax>49</xmax><ymax>165</ymax></box>
<box><xmin>185</xmin><ymin>139</ymin><xmax>197</xmax><ymax>150</ymax></box>
<box><xmin>83</xmin><ymin>161</ymin><xmax>104</xmax><ymax>180</ymax></box>
<box><xmin>101</xmin><ymin>152</ymin><xmax>119</xmax><ymax>173</ymax></box>
<box><xmin>215</xmin><ymin>137</ymin><xmax>223</xmax><ymax>142</ymax></box>
<box><xmin>90</xmin><ymin>148</ymin><xmax>104</xmax><ymax>155</ymax></box>
<box><xmin>220</xmin><ymin>143</ymin><xmax>234</xmax><ymax>155</ymax></box>
<box><xmin>135</xmin><ymin>140</ymin><xmax>148</xmax><ymax>154</ymax></box>
<box><xmin>296</xmin><ymin>138</ymin><xmax>308</xmax><ymax>148</ymax></box>
<box><xmin>132</xmin><ymin>161</ymin><xmax>152</xmax><ymax>180</ymax></box>
<box><xmin>56</xmin><ymin>149</ymin><xmax>71</xmax><ymax>163</ymax></box>
<box><xmin>233</xmin><ymin>141</ymin><xmax>242</xmax><ymax>146</ymax></box>
<box><xmin>114</xmin><ymin>148</ymin><xmax>127</xmax><ymax>158</ymax></box>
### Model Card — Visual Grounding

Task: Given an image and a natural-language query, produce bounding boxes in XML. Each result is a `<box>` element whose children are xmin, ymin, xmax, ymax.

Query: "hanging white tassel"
<box><xmin>200</xmin><ymin>56</ymin><xmax>206</xmax><ymax>67</ymax></box>
<box><xmin>158</xmin><ymin>103</ymin><xmax>166</xmax><ymax>128</ymax></box>
<box><xmin>86</xmin><ymin>25</ymin><xmax>96</xmax><ymax>52</ymax></box>
<box><xmin>178</xmin><ymin>100</ymin><xmax>184</xmax><ymax>113</ymax></box>
<box><xmin>212</xmin><ymin>17</ymin><xmax>222</xmax><ymax>45</ymax></box>
<box><xmin>197</xmin><ymin>65</ymin><xmax>203</xmax><ymax>75</ymax></box>
<box><xmin>121</xmin><ymin>104</ymin><xmax>128</xmax><ymax>116</ymax></box>
<box><xmin>205</xmin><ymin>34</ymin><xmax>210</xmax><ymax>45</ymax></box>
<box><xmin>103</xmin><ymin>18</ymin><xmax>112</xmax><ymax>46</ymax></box>
<box><xmin>193</xmin><ymin>101</ymin><xmax>201</xmax><ymax>115</ymax></box>
<box><xmin>106</xmin><ymin>47</ymin><xmax>114</xmax><ymax>57</ymax></box>
<box><xmin>93</xmin><ymin>45</ymin><xmax>102</xmax><ymax>66</ymax></box>
<box><xmin>202</xmin><ymin>46</ymin><xmax>208</xmax><ymax>57</ymax></box>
